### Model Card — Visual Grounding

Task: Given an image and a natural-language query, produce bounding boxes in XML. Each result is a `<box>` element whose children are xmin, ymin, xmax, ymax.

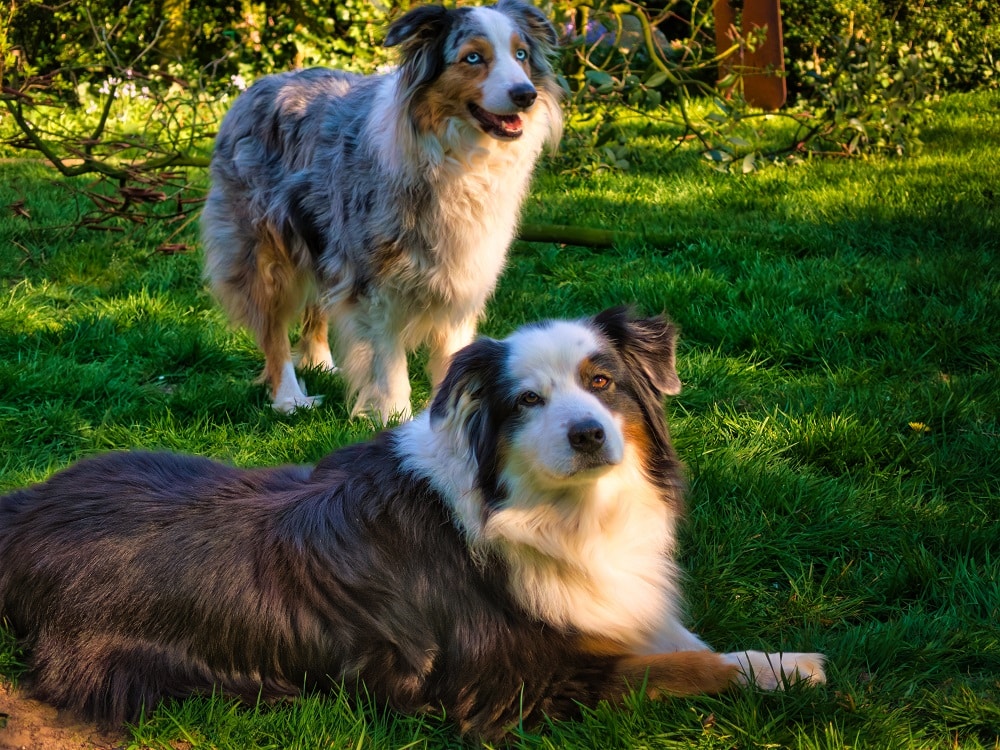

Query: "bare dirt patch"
<box><xmin>0</xmin><ymin>681</ymin><xmax>124</xmax><ymax>750</ymax></box>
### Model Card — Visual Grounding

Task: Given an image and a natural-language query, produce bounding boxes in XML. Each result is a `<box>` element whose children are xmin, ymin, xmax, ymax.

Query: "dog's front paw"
<box><xmin>271</xmin><ymin>373</ymin><xmax>324</xmax><ymax>413</ymax></box>
<box><xmin>726</xmin><ymin>650</ymin><xmax>826</xmax><ymax>690</ymax></box>
<box><xmin>350</xmin><ymin>398</ymin><xmax>413</xmax><ymax>424</ymax></box>
<box><xmin>272</xmin><ymin>393</ymin><xmax>324</xmax><ymax>413</ymax></box>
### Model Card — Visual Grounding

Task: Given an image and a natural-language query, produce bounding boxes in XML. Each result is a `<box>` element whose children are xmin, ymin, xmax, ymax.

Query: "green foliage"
<box><xmin>0</xmin><ymin>621</ymin><xmax>24</xmax><ymax>680</ymax></box>
<box><xmin>781</xmin><ymin>0</ymin><xmax>1000</xmax><ymax>96</ymax></box>
<box><xmin>553</xmin><ymin>0</ymin><xmax>724</xmax><ymax>174</ymax></box>
<box><xmin>0</xmin><ymin>0</ymin><xmax>398</xmax><ymax>218</ymax></box>
<box><xmin>3</xmin><ymin>0</ymin><xmax>395</xmax><ymax>87</ymax></box>
<box><xmin>554</xmin><ymin>0</ymin><xmax>997</xmax><ymax>171</ymax></box>
<box><xmin>794</xmin><ymin>32</ymin><xmax>944</xmax><ymax>156</ymax></box>
<box><xmin>3</xmin><ymin>0</ymin><xmax>1000</xmax><ymax>206</ymax></box>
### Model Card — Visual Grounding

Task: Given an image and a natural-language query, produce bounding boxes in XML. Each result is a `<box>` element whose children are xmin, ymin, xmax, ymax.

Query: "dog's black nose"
<box><xmin>508</xmin><ymin>84</ymin><xmax>537</xmax><ymax>110</ymax></box>
<box><xmin>568</xmin><ymin>419</ymin><xmax>606</xmax><ymax>454</ymax></box>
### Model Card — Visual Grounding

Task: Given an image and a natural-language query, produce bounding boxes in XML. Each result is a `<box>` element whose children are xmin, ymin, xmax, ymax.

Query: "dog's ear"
<box><xmin>384</xmin><ymin>4</ymin><xmax>452</xmax><ymax>49</ymax></box>
<box><xmin>430</xmin><ymin>337</ymin><xmax>507</xmax><ymax>432</ymax></box>
<box><xmin>496</xmin><ymin>0</ymin><xmax>558</xmax><ymax>78</ymax></box>
<box><xmin>495</xmin><ymin>0</ymin><xmax>558</xmax><ymax>51</ymax></box>
<box><xmin>430</xmin><ymin>337</ymin><xmax>509</xmax><ymax>505</ymax></box>
<box><xmin>592</xmin><ymin>306</ymin><xmax>682</xmax><ymax>396</ymax></box>
<box><xmin>384</xmin><ymin>5</ymin><xmax>455</xmax><ymax>92</ymax></box>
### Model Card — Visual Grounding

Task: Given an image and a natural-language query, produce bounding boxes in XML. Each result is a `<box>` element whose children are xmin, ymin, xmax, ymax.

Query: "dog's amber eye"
<box><xmin>464</xmin><ymin>52</ymin><xmax>483</xmax><ymax>65</ymax></box>
<box><xmin>518</xmin><ymin>391</ymin><xmax>542</xmax><ymax>407</ymax></box>
<box><xmin>591</xmin><ymin>374</ymin><xmax>611</xmax><ymax>390</ymax></box>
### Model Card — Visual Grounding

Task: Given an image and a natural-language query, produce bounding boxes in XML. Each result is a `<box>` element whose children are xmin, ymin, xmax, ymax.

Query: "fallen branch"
<box><xmin>517</xmin><ymin>222</ymin><xmax>696</xmax><ymax>250</ymax></box>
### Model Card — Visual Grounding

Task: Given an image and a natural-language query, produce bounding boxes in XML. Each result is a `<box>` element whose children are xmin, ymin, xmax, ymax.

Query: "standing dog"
<box><xmin>201</xmin><ymin>0</ymin><xmax>562</xmax><ymax>417</ymax></box>
<box><xmin>0</xmin><ymin>308</ymin><xmax>825</xmax><ymax>740</ymax></box>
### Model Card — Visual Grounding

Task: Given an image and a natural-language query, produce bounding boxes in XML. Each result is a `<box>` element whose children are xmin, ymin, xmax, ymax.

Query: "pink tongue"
<box><xmin>498</xmin><ymin>114</ymin><xmax>522</xmax><ymax>133</ymax></box>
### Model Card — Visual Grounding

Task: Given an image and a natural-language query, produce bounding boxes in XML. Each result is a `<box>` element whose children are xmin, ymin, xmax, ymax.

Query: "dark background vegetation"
<box><xmin>3</xmin><ymin>0</ymin><xmax>999</xmax><ymax>185</ymax></box>
<box><xmin>6</xmin><ymin>0</ymin><xmax>999</xmax><ymax>95</ymax></box>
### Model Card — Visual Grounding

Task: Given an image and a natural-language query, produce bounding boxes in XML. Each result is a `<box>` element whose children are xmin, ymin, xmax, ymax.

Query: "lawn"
<box><xmin>1</xmin><ymin>88</ymin><xmax>998</xmax><ymax>749</ymax></box>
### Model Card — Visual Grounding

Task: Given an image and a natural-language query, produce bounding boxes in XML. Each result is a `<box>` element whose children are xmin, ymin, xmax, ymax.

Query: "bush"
<box><xmin>781</xmin><ymin>0</ymin><xmax>1000</xmax><ymax>97</ymax></box>
<box><xmin>2</xmin><ymin>0</ymin><xmax>395</xmax><ymax>94</ymax></box>
<box><xmin>2</xmin><ymin>0</ymin><xmax>997</xmax><ymax>198</ymax></box>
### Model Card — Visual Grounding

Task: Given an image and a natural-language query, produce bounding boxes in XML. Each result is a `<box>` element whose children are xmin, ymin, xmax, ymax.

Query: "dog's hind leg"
<box><xmin>243</xmin><ymin>234</ymin><xmax>321</xmax><ymax>413</ymax></box>
<box><xmin>298</xmin><ymin>304</ymin><xmax>337</xmax><ymax>372</ymax></box>
<box><xmin>202</xmin><ymin>190</ymin><xmax>321</xmax><ymax>412</ymax></box>
<box><xmin>259</xmin><ymin>298</ymin><xmax>321</xmax><ymax>415</ymax></box>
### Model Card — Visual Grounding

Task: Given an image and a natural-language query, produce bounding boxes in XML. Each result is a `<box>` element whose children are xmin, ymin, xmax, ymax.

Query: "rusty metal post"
<box><xmin>714</xmin><ymin>0</ymin><xmax>786</xmax><ymax>110</ymax></box>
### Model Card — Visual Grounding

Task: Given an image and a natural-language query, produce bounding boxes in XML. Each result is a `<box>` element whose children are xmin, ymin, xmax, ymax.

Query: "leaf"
<box><xmin>645</xmin><ymin>71</ymin><xmax>669</xmax><ymax>88</ymax></box>
<box><xmin>585</xmin><ymin>70</ymin><xmax>614</xmax><ymax>88</ymax></box>
<box><xmin>120</xmin><ymin>187</ymin><xmax>168</xmax><ymax>203</ymax></box>
<box><xmin>727</xmin><ymin>136</ymin><xmax>752</xmax><ymax>148</ymax></box>
<box><xmin>717</xmin><ymin>72</ymin><xmax>739</xmax><ymax>89</ymax></box>
<box><xmin>742</xmin><ymin>152</ymin><xmax>757</xmax><ymax>174</ymax></box>
<box><xmin>595</xmin><ymin>128</ymin><xmax>617</xmax><ymax>147</ymax></box>
<box><xmin>703</xmin><ymin>149</ymin><xmax>733</xmax><ymax>163</ymax></box>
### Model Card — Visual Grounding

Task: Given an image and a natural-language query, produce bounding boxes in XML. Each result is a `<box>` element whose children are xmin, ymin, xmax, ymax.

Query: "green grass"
<box><xmin>1</xmin><ymin>89</ymin><xmax>999</xmax><ymax>749</ymax></box>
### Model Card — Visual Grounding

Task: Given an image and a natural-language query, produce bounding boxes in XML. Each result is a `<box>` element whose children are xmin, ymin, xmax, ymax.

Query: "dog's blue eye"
<box><xmin>464</xmin><ymin>52</ymin><xmax>483</xmax><ymax>64</ymax></box>
<box><xmin>518</xmin><ymin>391</ymin><xmax>542</xmax><ymax>407</ymax></box>
<box><xmin>515</xmin><ymin>49</ymin><xmax>528</xmax><ymax>61</ymax></box>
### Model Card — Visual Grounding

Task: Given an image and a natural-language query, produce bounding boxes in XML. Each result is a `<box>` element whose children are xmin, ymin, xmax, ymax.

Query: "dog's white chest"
<box><xmin>423</xmin><ymin>147</ymin><xmax>537</xmax><ymax>307</ymax></box>
<box><xmin>485</xmin><ymin>466</ymin><xmax>678</xmax><ymax>648</ymax></box>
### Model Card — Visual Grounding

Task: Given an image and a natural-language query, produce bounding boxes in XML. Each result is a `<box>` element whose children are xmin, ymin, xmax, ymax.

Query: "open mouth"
<box><xmin>468</xmin><ymin>103</ymin><xmax>524</xmax><ymax>140</ymax></box>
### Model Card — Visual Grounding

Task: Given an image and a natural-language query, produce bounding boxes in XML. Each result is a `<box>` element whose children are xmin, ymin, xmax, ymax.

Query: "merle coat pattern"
<box><xmin>201</xmin><ymin>0</ymin><xmax>562</xmax><ymax>417</ymax></box>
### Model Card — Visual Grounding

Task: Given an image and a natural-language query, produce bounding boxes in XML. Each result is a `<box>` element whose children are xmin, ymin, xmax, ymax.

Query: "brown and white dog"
<box><xmin>201</xmin><ymin>0</ymin><xmax>562</xmax><ymax>418</ymax></box>
<box><xmin>0</xmin><ymin>309</ymin><xmax>825</xmax><ymax>740</ymax></box>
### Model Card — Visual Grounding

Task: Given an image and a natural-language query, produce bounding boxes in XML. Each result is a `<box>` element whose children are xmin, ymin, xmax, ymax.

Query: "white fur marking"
<box><xmin>272</xmin><ymin>360</ymin><xmax>322</xmax><ymax>413</ymax></box>
<box><xmin>470</xmin><ymin>8</ymin><xmax>535</xmax><ymax>115</ymax></box>
<box><xmin>725</xmin><ymin>650</ymin><xmax>827</xmax><ymax>689</ymax></box>
<box><xmin>488</xmin><ymin>443</ymin><xmax>678</xmax><ymax>648</ymax></box>
<box><xmin>397</xmin><ymin>320</ymin><xmax>695</xmax><ymax>650</ymax></box>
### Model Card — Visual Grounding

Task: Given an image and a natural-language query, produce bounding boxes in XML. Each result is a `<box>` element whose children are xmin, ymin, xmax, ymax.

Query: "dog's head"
<box><xmin>429</xmin><ymin>307</ymin><xmax>683</xmax><ymax>511</ymax></box>
<box><xmin>384</xmin><ymin>0</ymin><xmax>560</xmax><ymax>141</ymax></box>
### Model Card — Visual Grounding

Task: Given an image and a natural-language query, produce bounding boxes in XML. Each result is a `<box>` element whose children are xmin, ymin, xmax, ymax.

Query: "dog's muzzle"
<box><xmin>566</xmin><ymin>418</ymin><xmax>617</xmax><ymax>472</ymax></box>
<box><xmin>508</xmin><ymin>83</ymin><xmax>537</xmax><ymax>110</ymax></box>
<box><xmin>568</xmin><ymin>418</ymin><xmax>606</xmax><ymax>454</ymax></box>
<box><xmin>469</xmin><ymin>84</ymin><xmax>537</xmax><ymax>140</ymax></box>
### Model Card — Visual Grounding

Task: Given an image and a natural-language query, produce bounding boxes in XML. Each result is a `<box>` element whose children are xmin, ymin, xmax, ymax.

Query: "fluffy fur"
<box><xmin>0</xmin><ymin>308</ymin><xmax>825</xmax><ymax>740</ymax></box>
<box><xmin>201</xmin><ymin>0</ymin><xmax>562</xmax><ymax>417</ymax></box>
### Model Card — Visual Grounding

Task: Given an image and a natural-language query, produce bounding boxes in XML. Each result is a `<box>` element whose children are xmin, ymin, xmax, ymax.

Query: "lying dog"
<box><xmin>0</xmin><ymin>308</ymin><xmax>824</xmax><ymax>740</ymax></box>
<box><xmin>201</xmin><ymin>0</ymin><xmax>562</xmax><ymax>417</ymax></box>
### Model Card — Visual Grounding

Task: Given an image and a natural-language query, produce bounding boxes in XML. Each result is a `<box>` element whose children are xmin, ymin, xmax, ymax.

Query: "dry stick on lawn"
<box><xmin>516</xmin><ymin>222</ymin><xmax>727</xmax><ymax>250</ymax></box>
